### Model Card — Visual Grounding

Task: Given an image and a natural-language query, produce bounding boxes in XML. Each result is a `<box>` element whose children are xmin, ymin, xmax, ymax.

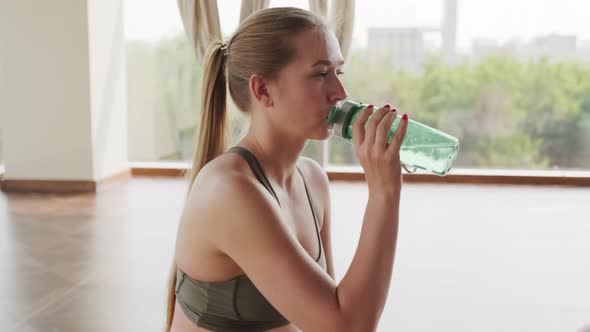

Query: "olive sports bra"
<box><xmin>175</xmin><ymin>146</ymin><xmax>326</xmax><ymax>331</ymax></box>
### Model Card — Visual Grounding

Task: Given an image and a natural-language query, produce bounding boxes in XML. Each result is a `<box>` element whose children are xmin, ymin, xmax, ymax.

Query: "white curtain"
<box><xmin>308</xmin><ymin>0</ymin><xmax>356</xmax><ymax>59</ymax></box>
<box><xmin>308</xmin><ymin>0</ymin><xmax>328</xmax><ymax>18</ymax></box>
<box><xmin>178</xmin><ymin>0</ymin><xmax>355</xmax><ymax>62</ymax></box>
<box><xmin>240</xmin><ymin>0</ymin><xmax>270</xmax><ymax>23</ymax></box>
<box><xmin>177</xmin><ymin>0</ymin><xmax>222</xmax><ymax>63</ymax></box>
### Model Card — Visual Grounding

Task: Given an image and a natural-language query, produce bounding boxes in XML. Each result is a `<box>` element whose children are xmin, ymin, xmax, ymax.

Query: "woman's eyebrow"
<box><xmin>311</xmin><ymin>59</ymin><xmax>345</xmax><ymax>66</ymax></box>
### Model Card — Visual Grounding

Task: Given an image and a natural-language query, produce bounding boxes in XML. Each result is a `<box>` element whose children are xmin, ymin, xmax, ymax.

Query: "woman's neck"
<box><xmin>238</xmin><ymin>122</ymin><xmax>306</xmax><ymax>192</ymax></box>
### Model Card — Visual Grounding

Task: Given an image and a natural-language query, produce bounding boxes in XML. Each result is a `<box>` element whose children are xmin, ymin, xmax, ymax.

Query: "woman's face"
<box><xmin>267</xmin><ymin>28</ymin><xmax>347</xmax><ymax>141</ymax></box>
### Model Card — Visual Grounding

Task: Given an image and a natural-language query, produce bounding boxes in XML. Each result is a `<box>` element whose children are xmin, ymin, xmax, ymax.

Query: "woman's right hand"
<box><xmin>352</xmin><ymin>104</ymin><xmax>409</xmax><ymax>199</ymax></box>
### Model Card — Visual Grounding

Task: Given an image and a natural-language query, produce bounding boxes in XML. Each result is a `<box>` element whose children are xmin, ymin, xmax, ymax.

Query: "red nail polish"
<box><xmin>384</xmin><ymin>104</ymin><xmax>391</xmax><ymax>109</ymax></box>
<box><xmin>402</xmin><ymin>114</ymin><xmax>408</xmax><ymax>120</ymax></box>
<box><xmin>391</xmin><ymin>108</ymin><xmax>397</xmax><ymax>112</ymax></box>
<box><xmin>367</xmin><ymin>104</ymin><xmax>374</xmax><ymax>109</ymax></box>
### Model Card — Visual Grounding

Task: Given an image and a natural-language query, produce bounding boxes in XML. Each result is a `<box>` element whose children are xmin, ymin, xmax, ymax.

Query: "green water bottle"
<box><xmin>328</xmin><ymin>101</ymin><xmax>460</xmax><ymax>176</ymax></box>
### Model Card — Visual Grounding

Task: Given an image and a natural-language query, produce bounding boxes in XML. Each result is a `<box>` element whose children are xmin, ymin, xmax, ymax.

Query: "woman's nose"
<box><xmin>330</xmin><ymin>76</ymin><xmax>348</xmax><ymax>102</ymax></box>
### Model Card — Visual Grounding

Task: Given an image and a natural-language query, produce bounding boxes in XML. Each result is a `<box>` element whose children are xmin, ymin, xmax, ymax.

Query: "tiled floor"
<box><xmin>1</xmin><ymin>177</ymin><xmax>589</xmax><ymax>332</ymax></box>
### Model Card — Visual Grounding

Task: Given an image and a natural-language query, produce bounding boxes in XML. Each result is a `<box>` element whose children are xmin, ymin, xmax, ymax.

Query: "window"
<box><xmin>124</xmin><ymin>0</ymin><xmax>198</xmax><ymax>162</ymax></box>
<box><xmin>125</xmin><ymin>0</ymin><xmax>590</xmax><ymax>171</ymax></box>
<box><xmin>124</xmin><ymin>0</ymin><xmax>319</xmax><ymax>163</ymax></box>
<box><xmin>329</xmin><ymin>0</ymin><xmax>590</xmax><ymax>171</ymax></box>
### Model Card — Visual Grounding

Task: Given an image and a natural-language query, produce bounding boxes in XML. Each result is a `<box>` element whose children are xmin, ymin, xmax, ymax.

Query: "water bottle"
<box><xmin>328</xmin><ymin>101</ymin><xmax>460</xmax><ymax>176</ymax></box>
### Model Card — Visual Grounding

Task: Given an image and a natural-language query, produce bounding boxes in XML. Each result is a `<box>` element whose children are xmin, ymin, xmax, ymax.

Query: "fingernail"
<box><xmin>402</xmin><ymin>114</ymin><xmax>408</xmax><ymax>120</ymax></box>
<box><xmin>384</xmin><ymin>104</ymin><xmax>391</xmax><ymax>110</ymax></box>
<box><xmin>367</xmin><ymin>104</ymin><xmax>374</xmax><ymax>109</ymax></box>
<box><xmin>391</xmin><ymin>108</ymin><xmax>397</xmax><ymax>113</ymax></box>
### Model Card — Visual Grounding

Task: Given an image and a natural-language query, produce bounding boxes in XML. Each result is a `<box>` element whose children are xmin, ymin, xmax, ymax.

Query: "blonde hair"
<box><xmin>165</xmin><ymin>7</ymin><xmax>326</xmax><ymax>331</ymax></box>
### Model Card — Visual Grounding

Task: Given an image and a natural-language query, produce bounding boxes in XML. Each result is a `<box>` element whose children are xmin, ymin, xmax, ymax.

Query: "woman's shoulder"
<box><xmin>188</xmin><ymin>151</ymin><xmax>259</xmax><ymax>202</ymax></box>
<box><xmin>194</xmin><ymin>153</ymin><xmax>329</xmax><ymax>196</ymax></box>
<box><xmin>183</xmin><ymin>153</ymin><xmax>330</xmax><ymax>218</ymax></box>
<box><xmin>297</xmin><ymin>156</ymin><xmax>330</xmax><ymax>197</ymax></box>
<box><xmin>184</xmin><ymin>150</ymin><xmax>290</xmax><ymax>224</ymax></box>
<box><xmin>297</xmin><ymin>156</ymin><xmax>327</xmax><ymax>179</ymax></box>
<box><xmin>178</xmin><ymin>151</ymin><xmax>277</xmax><ymax>244</ymax></box>
<box><xmin>175</xmin><ymin>153</ymin><xmax>281</xmax><ymax>280</ymax></box>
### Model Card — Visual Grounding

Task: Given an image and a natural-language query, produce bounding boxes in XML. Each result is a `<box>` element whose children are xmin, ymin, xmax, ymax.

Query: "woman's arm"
<box><xmin>299</xmin><ymin>156</ymin><xmax>400</xmax><ymax>330</ymax></box>
<box><xmin>205</xmin><ymin>105</ymin><xmax>406</xmax><ymax>332</ymax></box>
<box><xmin>205</xmin><ymin>174</ymin><xmax>400</xmax><ymax>331</ymax></box>
<box><xmin>320</xmin><ymin>195</ymin><xmax>335</xmax><ymax>280</ymax></box>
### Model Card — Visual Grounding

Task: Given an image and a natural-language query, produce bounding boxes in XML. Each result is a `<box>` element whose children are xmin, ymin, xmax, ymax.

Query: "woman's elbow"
<box><xmin>323</xmin><ymin>313</ymin><xmax>377</xmax><ymax>332</ymax></box>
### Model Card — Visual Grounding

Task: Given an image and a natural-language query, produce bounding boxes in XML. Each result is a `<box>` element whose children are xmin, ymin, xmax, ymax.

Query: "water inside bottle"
<box><xmin>400</xmin><ymin>143</ymin><xmax>459</xmax><ymax>175</ymax></box>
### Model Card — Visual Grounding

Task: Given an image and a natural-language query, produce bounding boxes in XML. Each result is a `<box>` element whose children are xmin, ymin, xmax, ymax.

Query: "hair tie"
<box><xmin>220</xmin><ymin>43</ymin><xmax>229</xmax><ymax>57</ymax></box>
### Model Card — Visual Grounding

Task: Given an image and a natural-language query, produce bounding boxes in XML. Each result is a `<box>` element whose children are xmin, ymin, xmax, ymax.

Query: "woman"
<box><xmin>167</xmin><ymin>7</ymin><xmax>408</xmax><ymax>332</ymax></box>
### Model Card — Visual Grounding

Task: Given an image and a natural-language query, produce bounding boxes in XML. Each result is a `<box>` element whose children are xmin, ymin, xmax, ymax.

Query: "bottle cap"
<box><xmin>329</xmin><ymin>101</ymin><xmax>362</xmax><ymax>139</ymax></box>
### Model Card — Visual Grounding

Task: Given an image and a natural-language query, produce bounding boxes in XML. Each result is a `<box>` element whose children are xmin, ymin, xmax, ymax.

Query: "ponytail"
<box><xmin>165</xmin><ymin>7</ymin><xmax>328</xmax><ymax>330</ymax></box>
<box><xmin>165</xmin><ymin>41</ymin><xmax>228</xmax><ymax>332</ymax></box>
<box><xmin>187</xmin><ymin>42</ymin><xmax>229</xmax><ymax>192</ymax></box>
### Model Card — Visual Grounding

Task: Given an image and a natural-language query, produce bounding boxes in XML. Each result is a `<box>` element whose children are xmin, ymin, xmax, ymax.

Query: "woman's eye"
<box><xmin>314</xmin><ymin>71</ymin><xmax>344</xmax><ymax>78</ymax></box>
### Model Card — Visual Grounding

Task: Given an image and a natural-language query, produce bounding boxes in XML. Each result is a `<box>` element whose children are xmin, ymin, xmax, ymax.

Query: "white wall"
<box><xmin>0</xmin><ymin>0</ymin><xmax>128</xmax><ymax>182</ymax></box>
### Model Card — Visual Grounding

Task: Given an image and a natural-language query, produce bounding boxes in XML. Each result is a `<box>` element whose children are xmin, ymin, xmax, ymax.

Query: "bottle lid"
<box><xmin>329</xmin><ymin>101</ymin><xmax>361</xmax><ymax>139</ymax></box>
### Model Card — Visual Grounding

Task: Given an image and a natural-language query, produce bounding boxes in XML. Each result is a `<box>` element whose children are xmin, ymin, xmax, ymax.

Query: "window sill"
<box><xmin>128</xmin><ymin>162</ymin><xmax>590</xmax><ymax>187</ymax></box>
<box><xmin>326</xmin><ymin>165</ymin><xmax>590</xmax><ymax>186</ymax></box>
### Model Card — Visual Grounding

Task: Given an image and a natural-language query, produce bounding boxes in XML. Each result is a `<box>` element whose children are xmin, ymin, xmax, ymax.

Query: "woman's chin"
<box><xmin>310</xmin><ymin>127</ymin><xmax>334</xmax><ymax>140</ymax></box>
<box><xmin>306</xmin><ymin>121</ymin><xmax>335</xmax><ymax>141</ymax></box>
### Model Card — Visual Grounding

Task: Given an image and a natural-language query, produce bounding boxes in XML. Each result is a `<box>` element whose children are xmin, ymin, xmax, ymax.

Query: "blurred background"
<box><xmin>1</xmin><ymin>1</ymin><xmax>589</xmax><ymax>332</ymax></box>
<box><xmin>120</xmin><ymin>0</ymin><xmax>590</xmax><ymax>171</ymax></box>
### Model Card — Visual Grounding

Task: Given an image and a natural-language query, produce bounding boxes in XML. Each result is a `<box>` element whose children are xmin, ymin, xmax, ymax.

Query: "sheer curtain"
<box><xmin>177</xmin><ymin>0</ymin><xmax>273</xmax><ymax>63</ymax></box>
<box><xmin>176</xmin><ymin>0</ymin><xmax>222</xmax><ymax>63</ymax></box>
<box><xmin>309</xmin><ymin>0</ymin><xmax>355</xmax><ymax>59</ymax></box>
<box><xmin>178</xmin><ymin>0</ymin><xmax>356</xmax><ymax>63</ymax></box>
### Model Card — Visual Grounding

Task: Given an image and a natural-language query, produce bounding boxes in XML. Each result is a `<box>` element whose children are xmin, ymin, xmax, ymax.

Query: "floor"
<box><xmin>1</xmin><ymin>177</ymin><xmax>589</xmax><ymax>332</ymax></box>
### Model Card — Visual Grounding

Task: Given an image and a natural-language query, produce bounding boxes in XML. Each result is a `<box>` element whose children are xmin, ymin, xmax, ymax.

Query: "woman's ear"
<box><xmin>249</xmin><ymin>74</ymin><xmax>273</xmax><ymax>107</ymax></box>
